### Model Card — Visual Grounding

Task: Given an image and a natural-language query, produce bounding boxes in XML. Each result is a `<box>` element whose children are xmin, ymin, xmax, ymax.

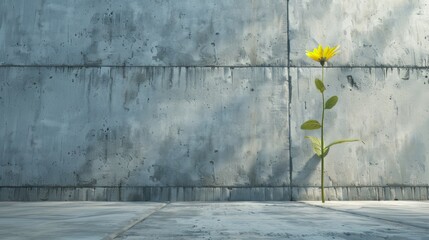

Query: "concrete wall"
<box><xmin>0</xmin><ymin>0</ymin><xmax>428</xmax><ymax>201</ymax></box>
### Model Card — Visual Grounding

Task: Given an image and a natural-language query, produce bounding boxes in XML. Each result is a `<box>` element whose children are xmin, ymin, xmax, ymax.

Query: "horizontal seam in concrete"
<box><xmin>0</xmin><ymin>65</ymin><xmax>285</xmax><ymax>68</ymax></box>
<box><xmin>1</xmin><ymin>185</ymin><xmax>427</xmax><ymax>188</ymax></box>
<box><xmin>291</xmin><ymin>185</ymin><xmax>429</xmax><ymax>188</ymax></box>
<box><xmin>299</xmin><ymin>202</ymin><xmax>429</xmax><ymax>231</ymax></box>
<box><xmin>291</xmin><ymin>65</ymin><xmax>429</xmax><ymax>69</ymax></box>
<box><xmin>0</xmin><ymin>65</ymin><xmax>428</xmax><ymax>69</ymax></box>
<box><xmin>102</xmin><ymin>203</ymin><xmax>169</xmax><ymax>240</ymax></box>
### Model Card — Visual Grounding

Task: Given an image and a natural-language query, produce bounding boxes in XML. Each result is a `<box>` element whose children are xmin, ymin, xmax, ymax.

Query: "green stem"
<box><xmin>321</xmin><ymin>66</ymin><xmax>325</xmax><ymax>203</ymax></box>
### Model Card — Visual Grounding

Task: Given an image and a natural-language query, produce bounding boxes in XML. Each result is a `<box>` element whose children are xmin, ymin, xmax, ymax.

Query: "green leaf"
<box><xmin>325</xmin><ymin>139</ymin><xmax>360</xmax><ymax>149</ymax></box>
<box><xmin>305</xmin><ymin>136</ymin><xmax>321</xmax><ymax>156</ymax></box>
<box><xmin>321</xmin><ymin>147</ymin><xmax>330</xmax><ymax>158</ymax></box>
<box><xmin>325</xmin><ymin>96</ymin><xmax>338</xmax><ymax>109</ymax></box>
<box><xmin>301</xmin><ymin>120</ymin><xmax>321</xmax><ymax>130</ymax></box>
<box><xmin>305</xmin><ymin>136</ymin><xmax>329</xmax><ymax>158</ymax></box>
<box><xmin>315</xmin><ymin>79</ymin><xmax>325</xmax><ymax>93</ymax></box>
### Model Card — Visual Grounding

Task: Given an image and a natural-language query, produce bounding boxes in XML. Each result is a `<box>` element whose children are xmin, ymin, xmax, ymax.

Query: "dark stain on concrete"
<box><xmin>152</xmin><ymin>46</ymin><xmax>196</xmax><ymax>65</ymax></box>
<box><xmin>347</xmin><ymin>75</ymin><xmax>359</xmax><ymax>90</ymax></box>
<box><xmin>401</xmin><ymin>69</ymin><xmax>410</xmax><ymax>80</ymax></box>
<box><xmin>123</xmin><ymin>70</ymin><xmax>146</xmax><ymax>109</ymax></box>
<box><xmin>78</xmin><ymin>125</ymin><xmax>140</xmax><ymax>186</ymax></box>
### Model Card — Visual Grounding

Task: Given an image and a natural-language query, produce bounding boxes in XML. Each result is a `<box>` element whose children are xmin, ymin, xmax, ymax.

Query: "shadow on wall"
<box><xmin>74</xmin><ymin>67</ymin><xmax>291</xmax><ymax>188</ymax></box>
<box><xmin>290</xmin><ymin>0</ymin><xmax>420</xmax><ymax>189</ymax></box>
<box><xmin>292</xmin><ymin>65</ymin><xmax>429</xmax><ymax>189</ymax></box>
<box><xmin>0</xmin><ymin>0</ymin><xmax>290</xmax><ymax>188</ymax></box>
<box><xmin>0</xmin><ymin>67</ymin><xmax>290</xmax><ymax>188</ymax></box>
<box><xmin>292</xmin><ymin>154</ymin><xmax>319</xmax><ymax>186</ymax></box>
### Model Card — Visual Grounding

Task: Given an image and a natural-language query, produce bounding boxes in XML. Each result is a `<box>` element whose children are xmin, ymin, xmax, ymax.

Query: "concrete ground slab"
<box><xmin>304</xmin><ymin>201</ymin><xmax>429</xmax><ymax>230</ymax></box>
<box><xmin>0</xmin><ymin>201</ymin><xmax>428</xmax><ymax>240</ymax></box>
<box><xmin>0</xmin><ymin>202</ymin><xmax>166</xmax><ymax>240</ymax></box>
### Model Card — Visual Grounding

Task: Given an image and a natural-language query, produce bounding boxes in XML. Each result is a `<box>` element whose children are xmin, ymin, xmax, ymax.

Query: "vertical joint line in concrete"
<box><xmin>286</xmin><ymin>0</ymin><xmax>293</xmax><ymax>201</ymax></box>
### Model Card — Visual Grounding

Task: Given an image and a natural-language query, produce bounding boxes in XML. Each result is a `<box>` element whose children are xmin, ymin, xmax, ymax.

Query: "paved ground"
<box><xmin>0</xmin><ymin>201</ymin><xmax>428</xmax><ymax>240</ymax></box>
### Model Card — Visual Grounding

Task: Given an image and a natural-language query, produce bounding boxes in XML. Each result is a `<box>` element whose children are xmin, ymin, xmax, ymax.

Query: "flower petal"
<box><xmin>323</xmin><ymin>46</ymin><xmax>330</xmax><ymax>58</ymax></box>
<box><xmin>306</xmin><ymin>51</ymin><xmax>320</xmax><ymax>62</ymax></box>
<box><xmin>325</xmin><ymin>48</ymin><xmax>334</xmax><ymax>60</ymax></box>
<box><xmin>317</xmin><ymin>45</ymin><xmax>323</xmax><ymax>56</ymax></box>
<box><xmin>326</xmin><ymin>45</ymin><xmax>340</xmax><ymax>60</ymax></box>
<box><xmin>306</xmin><ymin>44</ymin><xmax>339</xmax><ymax>64</ymax></box>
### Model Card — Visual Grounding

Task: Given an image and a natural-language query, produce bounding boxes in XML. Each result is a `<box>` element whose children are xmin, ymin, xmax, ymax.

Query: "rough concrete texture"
<box><xmin>0</xmin><ymin>186</ymin><xmax>292</xmax><ymax>202</ymax></box>
<box><xmin>0</xmin><ymin>67</ymin><xmax>288</xmax><ymax>187</ymax></box>
<box><xmin>0</xmin><ymin>0</ymin><xmax>288</xmax><ymax>66</ymax></box>
<box><xmin>0</xmin><ymin>202</ymin><xmax>166</xmax><ymax>239</ymax></box>
<box><xmin>307</xmin><ymin>201</ymin><xmax>429</xmax><ymax>230</ymax></box>
<box><xmin>1</xmin><ymin>186</ymin><xmax>427</xmax><ymax>201</ymax></box>
<box><xmin>0</xmin><ymin>201</ymin><xmax>428</xmax><ymax>239</ymax></box>
<box><xmin>289</xmin><ymin>0</ymin><xmax>429</xmax><ymax>67</ymax></box>
<box><xmin>291</xmin><ymin>68</ymin><xmax>429</xmax><ymax>189</ymax></box>
<box><xmin>1</xmin><ymin>0</ymin><xmax>429</xmax><ymax>201</ymax></box>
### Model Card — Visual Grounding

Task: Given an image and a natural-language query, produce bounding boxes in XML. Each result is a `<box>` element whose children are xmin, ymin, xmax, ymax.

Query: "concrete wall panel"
<box><xmin>0</xmin><ymin>0</ymin><xmax>288</xmax><ymax>66</ymax></box>
<box><xmin>290</xmin><ymin>0</ymin><xmax>429</xmax><ymax>67</ymax></box>
<box><xmin>1</xmin><ymin>0</ymin><xmax>429</xmax><ymax>201</ymax></box>
<box><xmin>0</xmin><ymin>67</ymin><xmax>289</xmax><ymax>188</ymax></box>
<box><xmin>290</xmin><ymin>67</ymin><xmax>429</xmax><ymax>187</ymax></box>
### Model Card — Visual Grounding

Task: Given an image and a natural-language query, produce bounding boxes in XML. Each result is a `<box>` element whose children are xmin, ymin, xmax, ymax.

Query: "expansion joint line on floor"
<box><xmin>102</xmin><ymin>203</ymin><xmax>170</xmax><ymax>240</ymax></box>
<box><xmin>298</xmin><ymin>202</ymin><xmax>429</xmax><ymax>231</ymax></box>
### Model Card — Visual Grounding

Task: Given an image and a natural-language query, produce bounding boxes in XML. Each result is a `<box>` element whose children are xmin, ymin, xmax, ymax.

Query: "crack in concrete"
<box><xmin>299</xmin><ymin>202</ymin><xmax>429</xmax><ymax>231</ymax></box>
<box><xmin>102</xmin><ymin>203</ymin><xmax>169</xmax><ymax>240</ymax></box>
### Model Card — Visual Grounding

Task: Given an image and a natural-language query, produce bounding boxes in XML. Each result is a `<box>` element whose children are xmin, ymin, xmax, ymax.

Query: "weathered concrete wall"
<box><xmin>0</xmin><ymin>0</ymin><xmax>288</xmax><ymax>66</ymax></box>
<box><xmin>288</xmin><ymin>0</ymin><xmax>429</xmax><ymax>201</ymax></box>
<box><xmin>0</xmin><ymin>67</ymin><xmax>288</xmax><ymax>187</ymax></box>
<box><xmin>290</xmin><ymin>68</ymin><xmax>429</xmax><ymax>200</ymax></box>
<box><xmin>289</xmin><ymin>0</ymin><xmax>429</xmax><ymax>67</ymax></box>
<box><xmin>1</xmin><ymin>0</ymin><xmax>428</xmax><ymax>201</ymax></box>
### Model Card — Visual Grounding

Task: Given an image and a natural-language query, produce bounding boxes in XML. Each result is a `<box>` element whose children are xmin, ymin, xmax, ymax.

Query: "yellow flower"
<box><xmin>306</xmin><ymin>45</ymin><xmax>340</xmax><ymax>66</ymax></box>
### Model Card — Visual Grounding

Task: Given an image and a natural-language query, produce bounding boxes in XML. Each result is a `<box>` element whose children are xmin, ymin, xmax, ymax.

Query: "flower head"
<box><xmin>306</xmin><ymin>45</ymin><xmax>340</xmax><ymax>66</ymax></box>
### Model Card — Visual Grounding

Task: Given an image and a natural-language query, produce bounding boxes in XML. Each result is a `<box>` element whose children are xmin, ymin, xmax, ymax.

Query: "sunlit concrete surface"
<box><xmin>0</xmin><ymin>202</ymin><xmax>166</xmax><ymax>240</ymax></box>
<box><xmin>1</xmin><ymin>0</ymin><xmax>429</xmax><ymax>201</ymax></box>
<box><xmin>304</xmin><ymin>201</ymin><xmax>429</xmax><ymax>230</ymax></box>
<box><xmin>0</xmin><ymin>201</ymin><xmax>428</xmax><ymax>240</ymax></box>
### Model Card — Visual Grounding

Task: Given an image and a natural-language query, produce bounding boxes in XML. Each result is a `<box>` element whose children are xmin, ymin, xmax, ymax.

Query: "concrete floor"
<box><xmin>0</xmin><ymin>201</ymin><xmax>428</xmax><ymax>240</ymax></box>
